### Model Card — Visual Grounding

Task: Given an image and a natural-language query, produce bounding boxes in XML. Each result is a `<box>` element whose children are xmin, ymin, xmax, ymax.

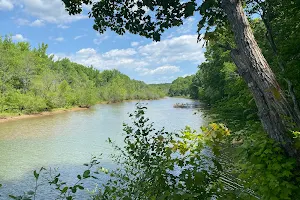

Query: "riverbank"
<box><xmin>0</xmin><ymin>98</ymin><xmax>168</xmax><ymax>123</ymax></box>
<box><xmin>0</xmin><ymin>107</ymin><xmax>89</xmax><ymax>123</ymax></box>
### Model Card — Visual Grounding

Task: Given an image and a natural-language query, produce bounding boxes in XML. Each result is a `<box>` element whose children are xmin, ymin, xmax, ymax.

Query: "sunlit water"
<box><xmin>0</xmin><ymin>97</ymin><xmax>208</xmax><ymax>199</ymax></box>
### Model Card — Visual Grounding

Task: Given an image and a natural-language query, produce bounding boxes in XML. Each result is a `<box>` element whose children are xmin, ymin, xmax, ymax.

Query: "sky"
<box><xmin>0</xmin><ymin>0</ymin><xmax>206</xmax><ymax>83</ymax></box>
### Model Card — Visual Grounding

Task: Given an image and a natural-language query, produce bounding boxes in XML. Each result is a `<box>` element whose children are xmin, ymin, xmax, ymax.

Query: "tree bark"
<box><xmin>261</xmin><ymin>12</ymin><xmax>300</xmax><ymax>119</ymax></box>
<box><xmin>221</xmin><ymin>0</ymin><xmax>300</xmax><ymax>161</ymax></box>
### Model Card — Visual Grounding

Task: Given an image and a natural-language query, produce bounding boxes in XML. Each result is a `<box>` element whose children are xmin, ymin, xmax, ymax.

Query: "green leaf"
<box><xmin>27</xmin><ymin>190</ymin><xmax>35</xmax><ymax>195</ymax></box>
<box><xmin>71</xmin><ymin>187</ymin><xmax>77</xmax><ymax>193</ymax></box>
<box><xmin>77</xmin><ymin>175</ymin><xmax>82</xmax><ymax>180</ymax></box>
<box><xmin>153</xmin><ymin>32</ymin><xmax>161</xmax><ymax>41</ymax></box>
<box><xmin>54</xmin><ymin>177</ymin><xmax>59</xmax><ymax>184</ymax></box>
<box><xmin>83</xmin><ymin>170</ymin><xmax>90</xmax><ymax>178</ymax></box>
<box><xmin>8</xmin><ymin>195</ymin><xmax>17</xmax><ymax>199</ymax></box>
<box><xmin>33</xmin><ymin>170</ymin><xmax>39</xmax><ymax>180</ymax></box>
<box><xmin>184</xmin><ymin>2</ymin><xmax>196</xmax><ymax>17</ymax></box>
<box><xmin>61</xmin><ymin>187</ymin><xmax>68</xmax><ymax>194</ymax></box>
<box><xmin>78</xmin><ymin>185</ymin><xmax>84</xmax><ymax>190</ymax></box>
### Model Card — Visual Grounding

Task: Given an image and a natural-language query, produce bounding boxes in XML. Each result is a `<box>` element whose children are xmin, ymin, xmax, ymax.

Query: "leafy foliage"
<box><xmin>6</xmin><ymin>157</ymin><xmax>101</xmax><ymax>200</ymax></box>
<box><xmin>95</xmin><ymin>104</ymin><xmax>242</xmax><ymax>199</ymax></box>
<box><xmin>168</xmin><ymin>76</ymin><xmax>194</xmax><ymax>97</ymax></box>
<box><xmin>61</xmin><ymin>0</ymin><xmax>230</xmax><ymax>42</ymax></box>
<box><xmin>234</xmin><ymin>127</ymin><xmax>300</xmax><ymax>200</ymax></box>
<box><xmin>61</xmin><ymin>0</ymin><xmax>300</xmax><ymax>160</ymax></box>
<box><xmin>161</xmin><ymin>1</ymin><xmax>300</xmax><ymax>197</ymax></box>
<box><xmin>63</xmin><ymin>0</ymin><xmax>198</xmax><ymax>41</ymax></box>
<box><xmin>0</xmin><ymin>37</ymin><xmax>166</xmax><ymax>116</ymax></box>
<box><xmin>248</xmin><ymin>0</ymin><xmax>300</xmax><ymax>105</ymax></box>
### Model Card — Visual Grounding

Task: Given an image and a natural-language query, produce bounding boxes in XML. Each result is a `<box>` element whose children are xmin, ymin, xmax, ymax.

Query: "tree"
<box><xmin>62</xmin><ymin>0</ymin><xmax>300</xmax><ymax>161</ymax></box>
<box><xmin>221</xmin><ymin>0</ymin><xmax>300</xmax><ymax>160</ymax></box>
<box><xmin>169</xmin><ymin>76</ymin><xmax>194</xmax><ymax>97</ymax></box>
<box><xmin>246</xmin><ymin>0</ymin><xmax>300</xmax><ymax>120</ymax></box>
<box><xmin>0</xmin><ymin>37</ymin><xmax>166</xmax><ymax>115</ymax></box>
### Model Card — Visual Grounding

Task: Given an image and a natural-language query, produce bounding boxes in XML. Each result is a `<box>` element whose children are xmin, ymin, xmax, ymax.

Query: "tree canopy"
<box><xmin>62</xmin><ymin>0</ymin><xmax>300</xmax><ymax>161</ymax></box>
<box><xmin>0</xmin><ymin>37</ymin><xmax>166</xmax><ymax>116</ymax></box>
<box><xmin>63</xmin><ymin>0</ymin><xmax>198</xmax><ymax>41</ymax></box>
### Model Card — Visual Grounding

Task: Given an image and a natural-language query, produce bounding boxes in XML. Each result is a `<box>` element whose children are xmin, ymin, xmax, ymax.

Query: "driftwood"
<box><xmin>173</xmin><ymin>103</ymin><xmax>201</xmax><ymax>108</ymax></box>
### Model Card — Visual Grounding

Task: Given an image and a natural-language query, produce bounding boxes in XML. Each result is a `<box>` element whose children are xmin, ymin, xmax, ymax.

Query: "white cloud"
<box><xmin>50</xmin><ymin>37</ymin><xmax>64</xmax><ymax>42</ymax></box>
<box><xmin>30</xmin><ymin>19</ymin><xmax>44</xmax><ymax>27</ymax></box>
<box><xmin>182</xmin><ymin>73</ymin><xmax>193</xmax><ymax>78</ymax></box>
<box><xmin>77</xmin><ymin>48</ymin><xmax>97</xmax><ymax>55</ymax></box>
<box><xmin>74</xmin><ymin>35</ymin><xmax>86</xmax><ymax>40</ymax></box>
<box><xmin>166</xmin><ymin>33</ymin><xmax>174</xmax><ymax>39</ymax></box>
<box><xmin>15</xmin><ymin>18</ymin><xmax>30</xmax><ymax>26</ymax></box>
<box><xmin>177</xmin><ymin>17</ymin><xmax>196</xmax><ymax>34</ymax></box>
<box><xmin>151</xmin><ymin>75</ymin><xmax>176</xmax><ymax>84</ymax></box>
<box><xmin>151</xmin><ymin>65</ymin><xmax>180</xmax><ymax>75</ymax></box>
<box><xmin>15</xmin><ymin>18</ymin><xmax>45</xmax><ymax>27</ymax></box>
<box><xmin>12</xmin><ymin>34</ymin><xmax>27</xmax><ymax>42</ymax></box>
<box><xmin>57</xmin><ymin>24</ymin><xmax>70</xmax><ymax>29</ymax></box>
<box><xmin>138</xmin><ymin>34</ymin><xmax>205</xmax><ymax>64</ymax></box>
<box><xmin>9</xmin><ymin>0</ymin><xmax>87</xmax><ymax>24</ymax></box>
<box><xmin>93</xmin><ymin>33</ymin><xmax>110</xmax><ymax>45</ymax></box>
<box><xmin>53</xmin><ymin>48</ymin><xmax>149</xmax><ymax>70</ymax></box>
<box><xmin>131</xmin><ymin>42</ymin><xmax>139</xmax><ymax>47</ymax></box>
<box><xmin>136</xmin><ymin>65</ymin><xmax>180</xmax><ymax>76</ymax></box>
<box><xmin>0</xmin><ymin>0</ymin><xmax>14</xmax><ymax>10</ymax></box>
<box><xmin>55</xmin><ymin>37</ymin><xmax>64</xmax><ymax>42</ymax></box>
<box><xmin>52</xmin><ymin>34</ymin><xmax>205</xmax><ymax>82</ymax></box>
<box><xmin>103</xmin><ymin>49</ymin><xmax>137</xmax><ymax>58</ymax></box>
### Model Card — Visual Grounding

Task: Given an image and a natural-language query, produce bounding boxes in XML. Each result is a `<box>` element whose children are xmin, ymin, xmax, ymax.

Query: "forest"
<box><xmin>0</xmin><ymin>38</ymin><xmax>167</xmax><ymax>117</ymax></box>
<box><xmin>61</xmin><ymin>0</ymin><xmax>300</xmax><ymax>199</ymax></box>
<box><xmin>1</xmin><ymin>0</ymin><xmax>300</xmax><ymax>199</ymax></box>
<box><xmin>166</xmin><ymin>2</ymin><xmax>300</xmax><ymax>199</ymax></box>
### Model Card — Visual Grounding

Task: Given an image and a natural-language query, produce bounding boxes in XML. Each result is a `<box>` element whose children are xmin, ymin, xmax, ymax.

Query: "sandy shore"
<box><xmin>0</xmin><ymin>98</ymin><xmax>166</xmax><ymax>123</ymax></box>
<box><xmin>0</xmin><ymin>107</ymin><xmax>89</xmax><ymax>123</ymax></box>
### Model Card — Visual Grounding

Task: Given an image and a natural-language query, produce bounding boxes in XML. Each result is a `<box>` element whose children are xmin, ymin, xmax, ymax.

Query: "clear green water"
<box><xmin>0</xmin><ymin>97</ymin><xmax>208</xmax><ymax>199</ymax></box>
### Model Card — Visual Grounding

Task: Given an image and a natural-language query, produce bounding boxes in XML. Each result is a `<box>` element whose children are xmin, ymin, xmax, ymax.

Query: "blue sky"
<box><xmin>0</xmin><ymin>0</ymin><xmax>206</xmax><ymax>83</ymax></box>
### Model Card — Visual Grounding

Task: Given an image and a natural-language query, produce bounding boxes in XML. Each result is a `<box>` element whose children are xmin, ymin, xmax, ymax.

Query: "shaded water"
<box><xmin>0</xmin><ymin>97</ymin><xmax>208</xmax><ymax>199</ymax></box>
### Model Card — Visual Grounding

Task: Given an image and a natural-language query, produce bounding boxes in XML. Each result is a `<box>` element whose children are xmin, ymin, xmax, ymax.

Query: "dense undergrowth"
<box><xmin>166</xmin><ymin>16</ymin><xmax>300</xmax><ymax>200</ymax></box>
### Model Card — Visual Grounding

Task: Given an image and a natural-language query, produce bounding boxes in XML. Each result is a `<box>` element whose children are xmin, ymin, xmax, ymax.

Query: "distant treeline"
<box><xmin>168</xmin><ymin>75</ymin><xmax>193</xmax><ymax>97</ymax></box>
<box><xmin>0</xmin><ymin>37</ymin><xmax>168</xmax><ymax>115</ymax></box>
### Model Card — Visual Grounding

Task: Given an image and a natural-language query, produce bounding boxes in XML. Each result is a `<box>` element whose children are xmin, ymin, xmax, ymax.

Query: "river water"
<box><xmin>0</xmin><ymin>97</ymin><xmax>208</xmax><ymax>199</ymax></box>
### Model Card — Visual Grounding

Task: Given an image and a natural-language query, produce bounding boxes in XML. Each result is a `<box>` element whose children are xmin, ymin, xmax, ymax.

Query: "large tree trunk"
<box><xmin>221</xmin><ymin>0</ymin><xmax>300</xmax><ymax>161</ymax></box>
<box><xmin>261</xmin><ymin>12</ymin><xmax>300</xmax><ymax>119</ymax></box>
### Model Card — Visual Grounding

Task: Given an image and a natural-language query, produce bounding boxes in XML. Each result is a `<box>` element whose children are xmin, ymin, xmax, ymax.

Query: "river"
<box><xmin>0</xmin><ymin>97</ymin><xmax>208</xmax><ymax>199</ymax></box>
